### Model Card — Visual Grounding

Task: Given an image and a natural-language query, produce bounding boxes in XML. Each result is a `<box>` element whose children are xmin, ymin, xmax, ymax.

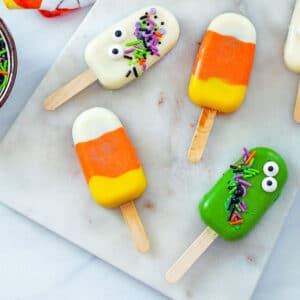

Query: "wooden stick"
<box><xmin>120</xmin><ymin>201</ymin><xmax>150</xmax><ymax>253</ymax></box>
<box><xmin>166</xmin><ymin>227</ymin><xmax>218</xmax><ymax>283</ymax></box>
<box><xmin>294</xmin><ymin>80</ymin><xmax>300</xmax><ymax>123</ymax></box>
<box><xmin>188</xmin><ymin>108</ymin><xmax>217</xmax><ymax>163</ymax></box>
<box><xmin>44</xmin><ymin>69</ymin><xmax>97</xmax><ymax>111</ymax></box>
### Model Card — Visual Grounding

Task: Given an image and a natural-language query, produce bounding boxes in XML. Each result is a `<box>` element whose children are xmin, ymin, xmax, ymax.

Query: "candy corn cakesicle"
<box><xmin>188</xmin><ymin>13</ymin><xmax>256</xmax><ymax>162</ymax></box>
<box><xmin>284</xmin><ymin>0</ymin><xmax>300</xmax><ymax>73</ymax></box>
<box><xmin>73</xmin><ymin>107</ymin><xmax>149</xmax><ymax>252</ymax></box>
<box><xmin>284</xmin><ymin>0</ymin><xmax>300</xmax><ymax>123</ymax></box>
<box><xmin>166</xmin><ymin>147</ymin><xmax>288</xmax><ymax>283</ymax></box>
<box><xmin>0</xmin><ymin>19</ymin><xmax>17</xmax><ymax>108</ymax></box>
<box><xmin>44</xmin><ymin>6</ymin><xmax>180</xmax><ymax>110</ymax></box>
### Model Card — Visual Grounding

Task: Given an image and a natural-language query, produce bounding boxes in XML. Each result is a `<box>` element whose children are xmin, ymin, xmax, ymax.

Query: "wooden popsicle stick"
<box><xmin>44</xmin><ymin>69</ymin><xmax>97</xmax><ymax>111</ymax></box>
<box><xmin>166</xmin><ymin>227</ymin><xmax>218</xmax><ymax>283</ymax></box>
<box><xmin>188</xmin><ymin>108</ymin><xmax>217</xmax><ymax>163</ymax></box>
<box><xmin>294</xmin><ymin>80</ymin><xmax>300</xmax><ymax>123</ymax></box>
<box><xmin>120</xmin><ymin>201</ymin><xmax>150</xmax><ymax>253</ymax></box>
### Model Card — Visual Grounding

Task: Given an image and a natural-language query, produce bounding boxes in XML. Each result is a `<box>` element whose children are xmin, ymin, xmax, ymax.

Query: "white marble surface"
<box><xmin>0</xmin><ymin>1</ymin><xmax>300</xmax><ymax>299</ymax></box>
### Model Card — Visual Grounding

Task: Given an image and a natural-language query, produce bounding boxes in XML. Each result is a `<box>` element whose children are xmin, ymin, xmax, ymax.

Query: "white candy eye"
<box><xmin>112</xmin><ymin>27</ymin><xmax>127</xmax><ymax>42</ymax></box>
<box><xmin>262</xmin><ymin>177</ymin><xmax>278</xmax><ymax>193</ymax></box>
<box><xmin>108</xmin><ymin>45</ymin><xmax>124</xmax><ymax>60</ymax></box>
<box><xmin>263</xmin><ymin>161</ymin><xmax>279</xmax><ymax>177</ymax></box>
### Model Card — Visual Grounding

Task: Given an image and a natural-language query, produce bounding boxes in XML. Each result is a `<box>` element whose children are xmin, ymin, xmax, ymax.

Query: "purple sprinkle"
<box><xmin>135</xmin><ymin>22</ymin><xmax>140</xmax><ymax>28</ymax></box>
<box><xmin>124</xmin><ymin>48</ymin><xmax>134</xmax><ymax>54</ymax></box>
<box><xmin>152</xmin><ymin>38</ymin><xmax>158</xmax><ymax>46</ymax></box>
<box><xmin>148</xmin><ymin>18</ymin><xmax>157</xmax><ymax>26</ymax></box>
<box><xmin>159</xmin><ymin>28</ymin><xmax>166</xmax><ymax>35</ymax></box>
<box><xmin>234</xmin><ymin>174</ymin><xmax>243</xmax><ymax>179</ymax></box>
<box><xmin>239</xmin><ymin>202</ymin><xmax>246</xmax><ymax>212</ymax></box>
<box><xmin>238</xmin><ymin>179</ymin><xmax>252</xmax><ymax>187</ymax></box>
<box><xmin>150</xmin><ymin>8</ymin><xmax>156</xmax><ymax>14</ymax></box>
<box><xmin>237</xmin><ymin>161</ymin><xmax>244</xmax><ymax>165</ymax></box>
<box><xmin>149</xmin><ymin>24</ymin><xmax>155</xmax><ymax>31</ymax></box>
<box><xmin>243</xmin><ymin>147</ymin><xmax>250</xmax><ymax>157</ymax></box>
<box><xmin>151</xmin><ymin>47</ymin><xmax>159</xmax><ymax>54</ymax></box>
<box><xmin>241</xmin><ymin>185</ymin><xmax>247</xmax><ymax>197</ymax></box>
<box><xmin>142</xmin><ymin>64</ymin><xmax>147</xmax><ymax>71</ymax></box>
<box><xmin>135</xmin><ymin>44</ymin><xmax>144</xmax><ymax>50</ymax></box>
<box><xmin>143</xmin><ymin>33</ymin><xmax>152</xmax><ymax>38</ymax></box>
<box><xmin>235</xmin><ymin>210</ymin><xmax>242</xmax><ymax>219</ymax></box>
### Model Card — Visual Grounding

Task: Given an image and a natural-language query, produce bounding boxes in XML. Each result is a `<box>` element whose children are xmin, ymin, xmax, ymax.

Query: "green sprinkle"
<box><xmin>229</xmin><ymin>186</ymin><xmax>237</xmax><ymax>194</ymax></box>
<box><xmin>235</xmin><ymin>204</ymin><xmax>241</xmax><ymax>213</ymax></box>
<box><xmin>134</xmin><ymin>48</ymin><xmax>147</xmax><ymax>54</ymax></box>
<box><xmin>126</xmin><ymin>40</ymin><xmax>143</xmax><ymax>47</ymax></box>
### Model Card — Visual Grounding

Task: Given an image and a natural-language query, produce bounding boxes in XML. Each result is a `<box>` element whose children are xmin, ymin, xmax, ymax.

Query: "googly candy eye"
<box><xmin>112</xmin><ymin>27</ymin><xmax>127</xmax><ymax>42</ymax></box>
<box><xmin>263</xmin><ymin>161</ymin><xmax>279</xmax><ymax>177</ymax></box>
<box><xmin>108</xmin><ymin>45</ymin><xmax>124</xmax><ymax>60</ymax></box>
<box><xmin>262</xmin><ymin>177</ymin><xmax>278</xmax><ymax>193</ymax></box>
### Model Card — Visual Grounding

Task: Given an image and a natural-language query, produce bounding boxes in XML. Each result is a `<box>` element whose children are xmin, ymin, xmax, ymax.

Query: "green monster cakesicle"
<box><xmin>166</xmin><ymin>147</ymin><xmax>288</xmax><ymax>283</ymax></box>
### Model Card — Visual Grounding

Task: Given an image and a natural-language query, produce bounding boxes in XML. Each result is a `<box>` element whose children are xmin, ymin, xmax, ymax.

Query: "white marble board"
<box><xmin>0</xmin><ymin>0</ymin><xmax>299</xmax><ymax>299</ymax></box>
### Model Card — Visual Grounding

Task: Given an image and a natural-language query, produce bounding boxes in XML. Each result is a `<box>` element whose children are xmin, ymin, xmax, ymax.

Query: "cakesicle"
<box><xmin>166</xmin><ymin>147</ymin><xmax>288</xmax><ymax>283</ymax></box>
<box><xmin>73</xmin><ymin>107</ymin><xmax>149</xmax><ymax>253</ymax></box>
<box><xmin>284</xmin><ymin>0</ymin><xmax>300</xmax><ymax>122</ymax></box>
<box><xmin>44</xmin><ymin>5</ymin><xmax>179</xmax><ymax>110</ymax></box>
<box><xmin>188</xmin><ymin>13</ymin><xmax>256</xmax><ymax>162</ymax></box>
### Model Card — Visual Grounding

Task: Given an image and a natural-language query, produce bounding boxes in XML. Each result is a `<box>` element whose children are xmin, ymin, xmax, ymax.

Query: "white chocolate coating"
<box><xmin>284</xmin><ymin>0</ymin><xmax>300</xmax><ymax>73</ymax></box>
<box><xmin>72</xmin><ymin>107</ymin><xmax>122</xmax><ymax>145</ymax></box>
<box><xmin>85</xmin><ymin>6</ymin><xmax>180</xmax><ymax>89</ymax></box>
<box><xmin>208</xmin><ymin>13</ymin><xmax>256</xmax><ymax>43</ymax></box>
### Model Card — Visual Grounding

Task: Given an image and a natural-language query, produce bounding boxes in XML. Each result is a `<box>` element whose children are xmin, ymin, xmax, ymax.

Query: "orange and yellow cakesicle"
<box><xmin>72</xmin><ymin>107</ymin><xmax>149</xmax><ymax>252</ymax></box>
<box><xmin>187</xmin><ymin>13</ymin><xmax>256</xmax><ymax>163</ymax></box>
<box><xmin>73</xmin><ymin>107</ymin><xmax>146</xmax><ymax>208</ymax></box>
<box><xmin>189</xmin><ymin>13</ymin><xmax>256</xmax><ymax>113</ymax></box>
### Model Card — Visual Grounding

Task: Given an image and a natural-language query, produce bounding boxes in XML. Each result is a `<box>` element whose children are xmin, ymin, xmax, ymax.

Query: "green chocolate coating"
<box><xmin>199</xmin><ymin>147</ymin><xmax>288</xmax><ymax>241</ymax></box>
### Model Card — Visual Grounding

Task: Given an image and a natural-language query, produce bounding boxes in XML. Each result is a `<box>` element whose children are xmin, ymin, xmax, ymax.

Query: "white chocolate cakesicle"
<box><xmin>285</xmin><ymin>0</ymin><xmax>300</xmax><ymax>73</ymax></box>
<box><xmin>85</xmin><ymin>6</ymin><xmax>180</xmax><ymax>89</ymax></box>
<box><xmin>44</xmin><ymin>5</ymin><xmax>179</xmax><ymax>111</ymax></box>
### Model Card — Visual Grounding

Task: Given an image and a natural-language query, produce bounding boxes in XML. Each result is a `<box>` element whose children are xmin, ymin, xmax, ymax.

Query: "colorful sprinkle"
<box><xmin>225</xmin><ymin>148</ymin><xmax>259</xmax><ymax>227</ymax></box>
<box><xmin>123</xmin><ymin>8</ymin><xmax>166</xmax><ymax>78</ymax></box>
<box><xmin>0</xmin><ymin>34</ymin><xmax>10</xmax><ymax>96</ymax></box>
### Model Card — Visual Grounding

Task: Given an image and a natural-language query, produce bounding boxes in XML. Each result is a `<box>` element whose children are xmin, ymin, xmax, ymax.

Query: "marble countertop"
<box><xmin>0</xmin><ymin>1</ymin><xmax>300</xmax><ymax>299</ymax></box>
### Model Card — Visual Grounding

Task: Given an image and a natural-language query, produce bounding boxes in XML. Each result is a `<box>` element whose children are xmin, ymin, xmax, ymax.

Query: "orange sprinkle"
<box><xmin>230</xmin><ymin>219</ymin><xmax>244</xmax><ymax>225</ymax></box>
<box><xmin>0</xmin><ymin>71</ymin><xmax>8</xmax><ymax>75</ymax></box>
<box><xmin>139</xmin><ymin>58</ymin><xmax>146</xmax><ymax>65</ymax></box>
<box><xmin>230</xmin><ymin>213</ymin><xmax>237</xmax><ymax>222</ymax></box>
<box><xmin>245</xmin><ymin>150</ymin><xmax>256</xmax><ymax>165</ymax></box>
<box><xmin>155</xmin><ymin>31</ymin><xmax>163</xmax><ymax>38</ymax></box>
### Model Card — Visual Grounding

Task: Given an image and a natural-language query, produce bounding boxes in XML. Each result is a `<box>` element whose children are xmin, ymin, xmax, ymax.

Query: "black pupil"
<box><xmin>267</xmin><ymin>180</ymin><xmax>273</xmax><ymax>186</ymax></box>
<box><xmin>112</xmin><ymin>48</ymin><xmax>119</xmax><ymax>55</ymax></box>
<box><xmin>115</xmin><ymin>30</ymin><xmax>122</xmax><ymax>37</ymax></box>
<box><xmin>268</xmin><ymin>165</ymin><xmax>274</xmax><ymax>172</ymax></box>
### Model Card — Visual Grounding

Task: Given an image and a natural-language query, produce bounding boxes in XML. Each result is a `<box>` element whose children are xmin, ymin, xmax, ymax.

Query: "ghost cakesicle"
<box><xmin>72</xmin><ymin>107</ymin><xmax>149</xmax><ymax>253</ymax></box>
<box><xmin>44</xmin><ymin>5</ymin><xmax>180</xmax><ymax>110</ymax></box>
<box><xmin>166</xmin><ymin>147</ymin><xmax>288</xmax><ymax>283</ymax></box>
<box><xmin>187</xmin><ymin>13</ymin><xmax>256</xmax><ymax>162</ymax></box>
<box><xmin>284</xmin><ymin>0</ymin><xmax>300</xmax><ymax>123</ymax></box>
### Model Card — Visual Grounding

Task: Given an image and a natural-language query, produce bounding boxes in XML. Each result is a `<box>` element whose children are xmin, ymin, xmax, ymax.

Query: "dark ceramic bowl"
<box><xmin>0</xmin><ymin>18</ymin><xmax>17</xmax><ymax>108</ymax></box>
